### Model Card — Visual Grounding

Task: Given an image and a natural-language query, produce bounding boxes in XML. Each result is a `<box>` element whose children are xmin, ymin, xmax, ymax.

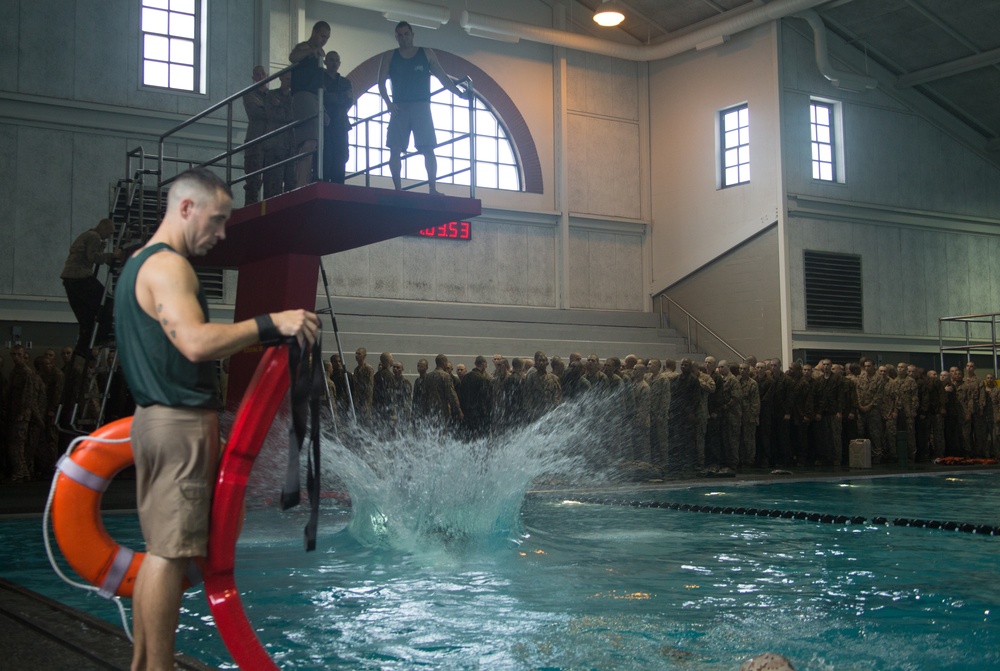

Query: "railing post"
<box><xmin>316</xmin><ymin>82</ymin><xmax>325</xmax><ymax>182</ymax></box>
<box><xmin>226</xmin><ymin>101</ymin><xmax>233</xmax><ymax>185</ymax></box>
<box><xmin>468</xmin><ymin>78</ymin><xmax>476</xmax><ymax>199</ymax></box>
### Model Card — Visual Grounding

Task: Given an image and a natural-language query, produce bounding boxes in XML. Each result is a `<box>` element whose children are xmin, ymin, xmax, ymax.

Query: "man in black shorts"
<box><xmin>377</xmin><ymin>21</ymin><xmax>469</xmax><ymax>194</ymax></box>
<box><xmin>115</xmin><ymin>167</ymin><xmax>319</xmax><ymax>670</ymax></box>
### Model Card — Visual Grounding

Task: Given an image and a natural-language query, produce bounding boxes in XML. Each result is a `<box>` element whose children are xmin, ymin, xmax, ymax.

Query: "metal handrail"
<box><xmin>155</xmin><ymin>63</ymin><xmax>478</xmax><ymax>207</ymax></box>
<box><xmin>938</xmin><ymin>312</ymin><xmax>1000</xmax><ymax>373</ymax></box>
<box><xmin>657</xmin><ymin>294</ymin><xmax>745</xmax><ymax>361</ymax></box>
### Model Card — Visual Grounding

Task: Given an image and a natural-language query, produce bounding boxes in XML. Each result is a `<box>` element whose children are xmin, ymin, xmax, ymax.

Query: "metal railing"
<box><xmin>151</xmin><ymin>61</ymin><xmax>478</xmax><ymax>209</ymax></box>
<box><xmin>938</xmin><ymin>312</ymin><xmax>1000</xmax><ymax>373</ymax></box>
<box><xmin>655</xmin><ymin>294</ymin><xmax>745</xmax><ymax>362</ymax></box>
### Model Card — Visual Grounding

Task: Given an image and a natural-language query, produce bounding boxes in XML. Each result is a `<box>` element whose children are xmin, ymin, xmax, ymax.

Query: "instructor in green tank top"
<box><xmin>114</xmin><ymin>167</ymin><xmax>319</xmax><ymax>671</ymax></box>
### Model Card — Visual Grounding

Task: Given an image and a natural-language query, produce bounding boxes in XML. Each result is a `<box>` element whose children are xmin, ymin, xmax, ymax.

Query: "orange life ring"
<box><xmin>51</xmin><ymin>416</ymin><xmax>200</xmax><ymax>598</ymax></box>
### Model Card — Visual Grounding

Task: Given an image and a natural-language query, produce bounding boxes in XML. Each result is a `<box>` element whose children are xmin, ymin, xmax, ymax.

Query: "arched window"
<box><xmin>348</xmin><ymin>79</ymin><xmax>521</xmax><ymax>191</ymax></box>
<box><xmin>344</xmin><ymin>52</ymin><xmax>543</xmax><ymax>194</ymax></box>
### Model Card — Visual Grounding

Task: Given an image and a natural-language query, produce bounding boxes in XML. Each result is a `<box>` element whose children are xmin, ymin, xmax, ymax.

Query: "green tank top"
<box><xmin>114</xmin><ymin>243</ymin><xmax>221</xmax><ymax>409</ymax></box>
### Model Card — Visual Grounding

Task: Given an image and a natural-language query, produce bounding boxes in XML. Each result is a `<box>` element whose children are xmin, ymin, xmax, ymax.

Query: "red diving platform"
<box><xmin>193</xmin><ymin>181</ymin><xmax>481</xmax><ymax>406</ymax></box>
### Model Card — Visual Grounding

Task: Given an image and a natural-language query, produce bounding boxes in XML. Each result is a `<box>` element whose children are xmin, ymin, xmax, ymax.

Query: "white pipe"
<box><xmin>321</xmin><ymin>0</ymin><xmax>450</xmax><ymax>29</ymax></box>
<box><xmin>460</xmin><ymin>0</ymin><xmax>835</xmax><ymax>62</ymax></box>
<box><xmin>795</xmin><ymin>10</ymin><xmax>878</xmax><ymax>91</ymax></box>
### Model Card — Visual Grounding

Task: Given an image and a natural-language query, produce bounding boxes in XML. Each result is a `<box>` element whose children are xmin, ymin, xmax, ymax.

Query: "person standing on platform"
<box><xmin>242</xmin><ymin>65</ymin><xmax>269</xmax><ymax>205</ymax></box>
<box><xmin>263</xmin><ymin>72</ymin><xmax>295</xmax><ymax>198</ymax></box>
<box><xmin>289</xmin><ymin>21</ymin><xmax>331</xmax><ymax>189</ymax></box>
<box><xmin>322</xmin><ymin>51</ymin><xmax>354</xmax><ymax>184</ymax></box>
<box><xmin>114</xmin><ymin>167</ymin><xmax>318</xmax><ymax>671</ymax></box>
<box><xmin>378</xmin><ymin>21</ymin><xmax>469</xmax><ymax>194</ymax></box>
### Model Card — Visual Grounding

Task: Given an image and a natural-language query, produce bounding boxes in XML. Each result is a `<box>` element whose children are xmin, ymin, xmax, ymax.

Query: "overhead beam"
<box><xmin>896</xmin><ymin>47</ymin><xmax>1000</xmax><ymax>88</ymax></box>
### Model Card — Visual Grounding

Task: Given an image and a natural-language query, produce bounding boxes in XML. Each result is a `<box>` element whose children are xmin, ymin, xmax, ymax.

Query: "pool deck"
<box><xmin>2</xmin><ymin>462</ymin><xmax>996</xmax><ymax>670</ymax></box>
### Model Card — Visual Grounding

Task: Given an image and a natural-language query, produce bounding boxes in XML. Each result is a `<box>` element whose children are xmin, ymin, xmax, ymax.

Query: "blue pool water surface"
<box><xmin>6</xmin><ymin>470</ymin><xmax>1000</xmax><ymax>670</ymax></box>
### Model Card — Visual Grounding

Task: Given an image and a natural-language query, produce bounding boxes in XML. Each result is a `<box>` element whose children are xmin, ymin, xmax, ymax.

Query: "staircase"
<box><xmin>317</xmin><ymin>296</ymin><xmax>691</xmax><ymax>375</ymax></box>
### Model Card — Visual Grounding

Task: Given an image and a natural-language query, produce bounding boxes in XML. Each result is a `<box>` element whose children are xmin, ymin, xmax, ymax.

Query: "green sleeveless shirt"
<box><xmin>114</xmin><ymin>243</ymin><xmax>221</xmax><ymax>409</ymax></box>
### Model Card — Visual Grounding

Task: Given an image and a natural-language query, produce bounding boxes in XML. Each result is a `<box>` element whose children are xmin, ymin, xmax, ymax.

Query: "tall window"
<box><xmin>810</xmin><ymin>101</ymin><xmax>835</xmax><ymax>181</ymax></box>
<box><xmin>720</xmin><ymin>104</ymin><xmax>750</xmax><ymax>187</ymax></box>
<box><xmin>140</xmin><ymin>0</ymin><xmax>205</xmax><ymax>93</ymax></box>
<box><xmin>348</xmin><ymin>78</ymin><xmax>522</xmax><ymax>191</ymax></box>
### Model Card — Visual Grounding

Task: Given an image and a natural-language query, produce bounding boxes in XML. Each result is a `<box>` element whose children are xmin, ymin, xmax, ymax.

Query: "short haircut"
<box><xmin>168</xmin><ymin>167</ymin><xmax>232</xmax><ymax>208</ymax></box>
<box><xmin>395</xmin><ymin>20</ymin><xmax>412</xmax><ymax>32</ymax></box>
<box><xmin>435</xmin><ymin>353</ymin><xmax>448</xmax><ymax>368</ymax></box>
<box><xmin>313</xmin><ymin>21</ymin><xmax>331</xmax><ymax>33</ymax></box>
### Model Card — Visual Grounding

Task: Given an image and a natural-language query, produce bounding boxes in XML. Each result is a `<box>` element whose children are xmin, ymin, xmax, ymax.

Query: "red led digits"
<box><xmin>415</xmin><ymin>222</ymin><xmax>472</xmax><ymax>241</ymax></box>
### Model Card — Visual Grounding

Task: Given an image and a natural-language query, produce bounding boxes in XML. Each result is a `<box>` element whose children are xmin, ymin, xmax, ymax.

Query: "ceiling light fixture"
<box><xmin>593</xmin><ymin>0</ymin><xmax>625</xmax><ymax>27</ymax></box>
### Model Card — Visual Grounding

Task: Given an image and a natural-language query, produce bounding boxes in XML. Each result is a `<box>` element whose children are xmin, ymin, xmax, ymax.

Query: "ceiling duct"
<box><xmin>322</xmin><ymin>0</ymin><xmax>450</xmax><ymax>29</ymax></box>
<box><xmin>795</xmin><ymin>10</ymin><xmax>877</xmax><ymax>92</ymax></box>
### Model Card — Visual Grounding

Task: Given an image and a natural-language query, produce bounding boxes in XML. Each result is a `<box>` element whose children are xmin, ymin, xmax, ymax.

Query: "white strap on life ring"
<box><xmin>56</xmin><ymin>454</ymin><xmax>112</xmax><ymax>493</ymax></box>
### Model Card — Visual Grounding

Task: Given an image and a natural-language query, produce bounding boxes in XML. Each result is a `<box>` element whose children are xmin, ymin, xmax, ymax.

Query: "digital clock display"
<box><xmin>416</xmin><ymin>221</ymin><xmax>471</xmax><ymax>241</ymax></box>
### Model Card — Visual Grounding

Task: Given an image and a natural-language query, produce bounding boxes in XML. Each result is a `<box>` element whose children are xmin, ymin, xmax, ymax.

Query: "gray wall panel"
<box><xmin>16</xmin><ymin>127</ymin><xmax>74</xmax><ymax>296</ymax></box>
<box><xmin>0</xmin><ymin>125</ymin><xmax>17</xmax><ymax>293</ymax></box>
<box><xmin>74</xmin><ymin>0</ymin><xmax>130</xmax><ymax>106</ymax></box>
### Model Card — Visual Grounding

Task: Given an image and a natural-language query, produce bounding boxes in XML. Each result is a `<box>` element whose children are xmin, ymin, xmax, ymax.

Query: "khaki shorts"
<box><xmin>387</xmin><ymin>101</ymin><xmax>437</xmax><ymax>151</ymax></box>
<box><xmin>132</xmin><ymin>405</ymin><xmax>219</xmax><ymax>558</ymax></box>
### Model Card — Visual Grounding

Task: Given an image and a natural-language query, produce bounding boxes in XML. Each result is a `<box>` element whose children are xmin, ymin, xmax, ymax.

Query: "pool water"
<box><xmin>7</xmin><ymin>471</ymin><xmax>1000</xmax><ymax>670</ymax></box>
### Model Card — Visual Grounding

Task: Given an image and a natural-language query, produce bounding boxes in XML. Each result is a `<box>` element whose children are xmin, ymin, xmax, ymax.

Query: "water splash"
<box><xmin>244</xmin><ymin>390</ymin><xmax>631</xmax><ymax>555</ymax></box>
<box><xmin>328</xmin><ymin>397</ymin><xmax>618</xmax><ymax>554</ymax></box>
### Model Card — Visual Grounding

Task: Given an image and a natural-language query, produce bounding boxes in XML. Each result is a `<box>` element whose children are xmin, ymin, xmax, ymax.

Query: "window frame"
<box><xmin>139</xmin><ymin>0</ymin><xmax>207</xmax><ymax>95</ymax></box>
<box><xmin>719</xmin><ymin>103</ymin><xmax>750</xmax><ymax>188</ymax></box>
<box><xmin>809</xmin><ymin>97</ymin><xmax>845</xmax><ymax>183</ymax></box>
<box><xmin>348</xmin><ymin>77</ymin><xmax>524</xmax><ymax>192</ymax></box>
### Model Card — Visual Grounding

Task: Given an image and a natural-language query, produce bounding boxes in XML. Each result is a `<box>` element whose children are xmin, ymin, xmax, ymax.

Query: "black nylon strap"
<box><xmin>279</xmin><ymin>325</ymin><xmax>324</xmax><ymax>552</ymax></box>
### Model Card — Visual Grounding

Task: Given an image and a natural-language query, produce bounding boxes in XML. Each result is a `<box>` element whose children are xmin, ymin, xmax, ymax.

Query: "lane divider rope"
<box><xmin>558</xmin><ymin>497</ymin><xmax>999</xmax><ymax>536</ymax></box>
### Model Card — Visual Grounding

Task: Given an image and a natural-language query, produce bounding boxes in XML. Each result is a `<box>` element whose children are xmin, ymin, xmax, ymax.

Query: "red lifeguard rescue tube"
<box><xmin>203</xmin><ymin>346</ymin><xmax>291</xmax><ymax>671</ymax></box>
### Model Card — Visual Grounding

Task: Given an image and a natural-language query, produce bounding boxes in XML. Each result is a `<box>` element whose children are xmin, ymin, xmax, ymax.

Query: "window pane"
<box><xmin>725</xmin><ymin>166</ymin><xmax>738</xmax><ymax>185</ymax></box>
<box><xmin>819</xmin><ymin>145</ymin><xmax>832</xmax><ymax>163</ymax></box>
<box><xmin>738</xmin><ymin>145</ymin><xmax>749</xmax><ymax>165</ymax></box>
<box><xmin>724</xmin><ymin>111</ymin><xmax>739</xmax><ymax>132</ymax></box>
<box><xmin>170</xmin><ymin>63</ymin><xmax>194</xmax><ymax>91</ymax></box>
<box><xmin>437</xmin><ymin>157</ymin><xmax>453</xmax><ymax>178</ymax></box>
<box><xmin>739</xmin><ymin>127</ymin><xmax>749</xmax><ymax>145</ymax></box>
<box><xmin>475</xmin><ymin>109</ymin><xmax>497</xmax><ymax>136</ymax></box>
<box><xmin>431</xmin><ymin>103</ymin><xmax>452</xmax><ymax>130</ymax></box>
<box><xmin>815</xmin><ymin>105</ymin><xmax>830</xmax><ymax>125</ymax></box>
<box><xmin>498</xmin><ymin>165</ymin><xmax>519</xmax><ymax>190</ymax></box>
<box><xmin>454</xmin><ymin>138</ymin><xmax>471</xmax><ymax>160</ymax></box>
<box><xmin>476</xmin><ymin>136</ymin><xmax>498</xmax><ymax>162</ymax></box>
<box><xmin>810</xmin><ymin>105</ymin><xmax>817</xmax><ymax>124</ymax></box>
<box><xmin>453</xmin><ymin>109</ymin><xmax>470</xmax><ymax>133</ymax></box>
<box><xmin>170</xmin><ymin>0</ymin><xmax>195</xmax><ymax>13</ymax></box>
<box><xmin>477</xmin><ymin>162</ymin><xmax>498</xmax><ymax>189</ymax></box>
<box><xmin>811</xmin><ymin>143</ymin><xmax>820</xmax><ymax>161</ymax></box>
<box><xmin>738</xmin><ymin>107</ymin><xmax>749</xmax><ymax>126</ymax></box>
<box><xmin>144</xmin><ymin>34</ymin><xmax>169</xmax><ymax>61</ymax></box>
<box><xmin>817</xmin><ymin>126</ymin><xmax>830</xmax><ymax>144</ymax></box>
<box><xmin>170</xmin><ymin>38</ymin><xmax>194</xmax><ymax>65</ymax></box>
<box><xmin>812</xmin><ymin>163</ymin><xmax>821</xmax><ymax>180</ymax></box>
<box><xmin>144</xmin><ymin>60</ymin><xmax>169</xmax><ymax>87</ymax></box>
<box><xmin>143</xmin><ymin>0</ymin><xmax>169</xmax><ymax>9</ymax></box>
<box><xmin>739</xmin><ymin>164</ymin><xmax>750</xmax><ymax>183</ymax></box>
<box><xmin>142</xmin><ymin>7</ymin><xmax>169</xmax><ymax>34</ymax></box>
<box><xmin>725</xmin><ymin>148</ymin><xmax>738</xmax><ymax>168</ymax></box>
<box><xmin>170</xmin><ymin>12</ymin><xmax>195</xmax><ymax>39</ymax></box>
<box><xmin>498</xmin><ymin>141</ymin><xmax>514</xmax><ymax>165</ymax></box>
<box><xmin>724</xmin><ymin>129</ymin><xmax>739</xmax><ymax>149</ymax></box>
<box><xmin>820</xmin><ymin>164</ymin><xmax>833</xmax><ymax>181</ymax></box>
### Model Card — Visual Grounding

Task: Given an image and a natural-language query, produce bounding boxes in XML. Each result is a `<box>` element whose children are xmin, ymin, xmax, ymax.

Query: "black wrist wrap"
<box><xmin>255</xmin><ymin>314</ymin><xmax>283</xmax><ymax>346</ymax></box>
